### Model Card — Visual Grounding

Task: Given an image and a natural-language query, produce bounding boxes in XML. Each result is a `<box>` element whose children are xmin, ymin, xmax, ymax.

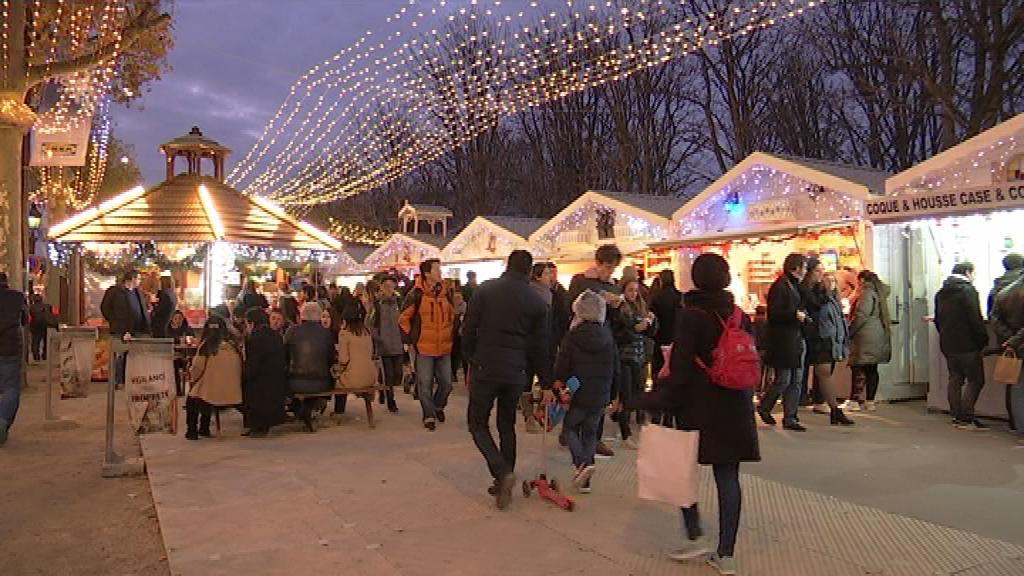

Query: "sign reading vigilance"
<box><xmin>864</xmin><ymin>184</ymin><xmax>1024</xmax><ymax>222</ymax></box>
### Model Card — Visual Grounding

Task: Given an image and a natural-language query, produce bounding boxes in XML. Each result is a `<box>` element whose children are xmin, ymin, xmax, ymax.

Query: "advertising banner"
<box><xmin>864</xmin><ymin>184</ymin><xmax>1024</xmax><ymax>222</ymax></box>
<box><xmin>125</xmin><ymin>352</ymin><xmax>178</xmax><ymax>434</ymax></box>
<box><xmin>58</xmin><ymin>333</ymin><xmax>96</xmax><ymax>398</ymax></box>
<box><xmin>30</xmin><ymin>120</ymin><xmax>91</xmax><ymax>167</ymax></box>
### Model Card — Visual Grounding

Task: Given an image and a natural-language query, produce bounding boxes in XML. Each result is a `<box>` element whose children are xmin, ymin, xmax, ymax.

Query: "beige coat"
<box><xmin>188</xmin><ymin>342</ymin><xmax>243</xmax><ymax>406</ymax></box>
<box><xmin>336</xmin><ymin>329</ymin><xmax>377</xmax><ymax>392</ymax></box>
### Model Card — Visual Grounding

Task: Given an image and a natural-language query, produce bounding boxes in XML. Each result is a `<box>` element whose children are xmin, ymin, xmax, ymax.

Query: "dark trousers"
<box><xmin>30</xmin><ymin>328</ymin><xmax>47</xmax><ymax>362</ymax></box>
<box><xmin>185</xmin><ymin>397</ymin><xmax>212</xmax><ymax>434</ymax></box>
<box><xmin>381</xmin><ymin>355</ymin><xmax>403</xmax><ymax>389</ymax></box>
<box><xmin>565</xmin><ymin>404</ymin><xmax>603</xmax><ymax>467</ymax></box>
<box><xmin>945</xmin><ymin>351</ymin><xmax>985</xmax><ymax>422</ymax></box>
<box><xmin>680</xmin><ymin>462</ymin><xmax>742</xmax><ymax>557</ymax></box>
<box><xmin>851</xmin><ymin>364</ymin><xmax>880</xmax><ymax>402</ymax></box>
<box><xmin>468</xmin><ymin>377</ymin><xmax>520</xmax><ymax>480</ymax></box>
<box><xmin>618</xmin><ymin>360</ymin><xmax>646</xmax><ymax>440</ymax></box>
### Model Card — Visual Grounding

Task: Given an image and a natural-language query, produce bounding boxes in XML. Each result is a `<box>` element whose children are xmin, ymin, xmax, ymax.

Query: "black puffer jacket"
<box><xmin>992</xmin><ymin>276</ymin><xmax>1024</xmax><ymax>354</ymax></box>
<box><xmin>462</xmin><ymin>271</ymin><xmax>551</xmax><ymax>385</ymax></box>
<box><xmin>636</xmin><ymin>289</ymin><xmax>760</xmax><ymax>465</ymax></box>
<box><xmin>284</xmin><ymin>321</ymin><xmax>336</xmax><ymax>384</ymax></box>
<box><xmin>934</xmin><ymin>275</ymin><xmax>988</xmax><ymax>355</ymax></box>
<box><xmin>555</xmin><ymin>321</ymin><xmax>618</xmax><ymax>410</ymax></box>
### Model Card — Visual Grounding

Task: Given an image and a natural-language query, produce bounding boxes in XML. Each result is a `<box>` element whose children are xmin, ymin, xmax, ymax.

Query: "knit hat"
<box><xmin>691</xmin><ymin>253</ymin><xmax>731</xmax><ymax>291</ymax></box>
<box><xmin>571</xmin><ymin>289</ymin><xmax>606</xmax><ymax>327</ymax></box>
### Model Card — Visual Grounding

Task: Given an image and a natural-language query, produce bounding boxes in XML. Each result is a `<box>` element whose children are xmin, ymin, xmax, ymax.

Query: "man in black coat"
<box><xmin>462</xmin><ymin>250</ymin><xmax>551</xmax><ymax>510</ymax></box>
<box><xmin>934</xmin><ymin>262</ymin><xmax>990</xmax><ymax>430</ymax></box>
<box><xmin>0</xmin><ymin>272</ymin><xmax>28</xmax><ymax>446</ymax></box>
<box><xmin>101</xmin><ymin>269</ymin><xmax>149</xmax><ymax>386</ymax></box>
<box><xmin>242</xmin><ymin>308</ymin><xmax>288</xmax><ymax>437</ymax></box>
<box><xmin>757</xmin><ymin>253</ymin><xmax>810</xmax><ymax>431</ymax></box>
<box><xmin>988</xmin><ymin>253</ymin><xmax>1023</xmax><ymax>316</ymax></box>
<box><xmin>650</xmin><ymin>269</ymin><xmax>682</xmax><ymax>379</ymax></box>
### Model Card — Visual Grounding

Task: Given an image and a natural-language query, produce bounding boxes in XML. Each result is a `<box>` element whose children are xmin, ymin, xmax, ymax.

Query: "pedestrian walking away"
<box><xmin>0</xmin><ymin>272</ymin><xmax>28</xmax><ymax>447</ymax></box>
<box><xmin>991</xmin><ymin>274</ymin><xmax>1024</xmax><ymax>438</ymax></box>
<box><xmin>557</xmin><ymin>290</ymin><xmax>617</xmax><ymax>494</ymax></box>
<box><xmin>400</xmin><ymin>258</ymin><xmax>456</xmax><ymax>430</ymax></box>
<box><xmin>462</xmin><ymin>250</ymin><xmax>552</xmax><ymax>509</ymax></box>
<box><xmin>28</xmin><ymin>293</ymin><xmax>57</xmax><ymax>363</ymax></box>
<box><xmin>847</xmin><ymin>270</ymin><xmax>892</xmax><ymax>412</ymax></box>
<box><xmin>758</xmin><ymin>253</ymin><xmax>811</xmax><ymax>431</ymax></box>
<box><xmin>934</xmin><ymin>262</ymin><xmax>990</xmax><ymax>430</ymax></box>
<box><xmin>634</xmin><ymin>253</ymin><xmax>760</xmax><ymax>575</ymax></box>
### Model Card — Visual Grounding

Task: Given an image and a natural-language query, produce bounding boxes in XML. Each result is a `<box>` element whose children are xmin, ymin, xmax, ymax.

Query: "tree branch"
<box><xmin>26</xmin><ymin>12</ymin><xmax>171</xmax><ymax>86</ymax></box>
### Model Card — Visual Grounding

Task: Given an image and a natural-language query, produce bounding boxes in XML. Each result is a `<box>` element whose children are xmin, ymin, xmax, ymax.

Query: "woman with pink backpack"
<box><xmin>635</xmin><ymin>253</ymin><xmax>760</xmax><ymax>575</ymax></box>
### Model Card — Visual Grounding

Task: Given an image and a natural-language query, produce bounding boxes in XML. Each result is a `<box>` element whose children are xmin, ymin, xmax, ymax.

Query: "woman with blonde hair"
<box><xmin>613</xmin><ymin>278</ymin><xmax>658</xmax><ymax>448</ymax></box>
<box><xmin>186</xmin><ymin>317</ymin><xmax>243</xmax><ymax>440</ymax></box>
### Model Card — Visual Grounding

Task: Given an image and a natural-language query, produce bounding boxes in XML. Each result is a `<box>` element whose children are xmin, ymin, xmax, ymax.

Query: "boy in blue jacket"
<box><xmin>554</xmin><ymin>290</ymin><xmax>618</xmax><ymax>493</ymax></box>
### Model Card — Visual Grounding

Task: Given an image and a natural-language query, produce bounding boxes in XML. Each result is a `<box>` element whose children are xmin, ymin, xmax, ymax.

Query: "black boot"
<box><xmin>198</xmin><ymin>401</ymin><xmax>213</xmax><ymax>437</ymax></box>
<box><xmin>386</xmin><ymin>388</ymin><xmax>398</xmax><ymax>413</ymax></box>
<box><xmin>378</xmin><ymin>389</ymin><xmax>386</xmax><ymax>405</ymax></box>
<box><xmin>185</xmin><ymin>397</ymin><xmax>200</xmax><ymax>440</ymax></box>
<box><xmin>830</xmin><ymin>407</ymin><xmax>855</xmax><ymax>426</ymax></box>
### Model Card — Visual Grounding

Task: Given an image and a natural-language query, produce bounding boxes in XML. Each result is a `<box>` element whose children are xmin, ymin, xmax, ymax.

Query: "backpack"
<box><xmin>694</xmin><ymin>306</ymin><xmax>759</xmax><ymax>391</ymax></box>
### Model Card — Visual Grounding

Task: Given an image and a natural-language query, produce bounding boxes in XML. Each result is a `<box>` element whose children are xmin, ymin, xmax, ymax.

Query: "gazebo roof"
<box><xmin>160</xmin><ymin>126</ymin><xmax>231</xmax><ymax>155</ymax></box>
<box><xmin>48</xmin><ymin>174</ymin><xmax>341</xmax><ymax>251</ymax></box>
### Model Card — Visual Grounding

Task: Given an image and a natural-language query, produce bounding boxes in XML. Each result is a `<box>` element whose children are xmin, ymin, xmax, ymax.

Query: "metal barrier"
<box><xmin>103</xmin><ymin>337</ymin><xmax>174</xmax><ymax>478</ymax></box>
<box><xmin>42</xmin><ymin>327</ymin><xmax>96</xmax><ymax>430</ymax></box>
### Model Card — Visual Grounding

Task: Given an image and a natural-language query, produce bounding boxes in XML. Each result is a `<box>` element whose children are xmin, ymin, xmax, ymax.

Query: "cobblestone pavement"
<box><xmin>141</xmin><ymin>394</ymin><xmax>1024</xmax><ymax>576</ymax></box>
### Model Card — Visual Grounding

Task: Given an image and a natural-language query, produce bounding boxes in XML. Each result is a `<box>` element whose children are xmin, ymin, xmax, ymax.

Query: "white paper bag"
<box><xmin>637</xmin><ymin>424</ymin><xmax>699</xmax><ymax>507</ymax></box>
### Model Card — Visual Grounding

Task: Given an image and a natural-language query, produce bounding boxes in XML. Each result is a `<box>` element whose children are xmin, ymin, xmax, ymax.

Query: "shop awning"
<box><xmin>48</xmin><ymin>174</ymin><xmax>341</xmax><ymax>251</ymax></box>
<box><xmin>648</xmin><ymin>220</ymin><xmax>860</xmax><ymax>249</ymax></box>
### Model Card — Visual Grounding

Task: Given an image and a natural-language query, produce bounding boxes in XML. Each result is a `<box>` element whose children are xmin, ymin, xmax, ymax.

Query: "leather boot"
<box><xmin>386</xmin><ymin>388</ymin><xmax>398</xmax><ymax>413</ymax></box>
<box><xmin>830</xmin><ymin>407</ymin><xmax>855</xmax><ymax>426</ymax></box>
<box><xmin>198</xmin><ymin>401</ymin><xmax>213</xmax><ymax>437</ymax></box>
<box><xmin>185</xmin><ymin>397</ymin><xmax>199</xmax><ymax>440</ymax></box>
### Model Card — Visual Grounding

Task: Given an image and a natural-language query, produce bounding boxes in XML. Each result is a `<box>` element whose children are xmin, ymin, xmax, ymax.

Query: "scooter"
<box><xmin>521</xmin><ymin>391</ymin><xmax>574</xmax><ymax>511</ymax></box>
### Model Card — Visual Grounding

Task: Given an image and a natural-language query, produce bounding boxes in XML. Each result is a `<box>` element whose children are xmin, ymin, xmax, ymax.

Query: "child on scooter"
<box><xmin>554</xmin><ymin>290</ymin><xmax>618</xmax><ymax>493</ymax></box>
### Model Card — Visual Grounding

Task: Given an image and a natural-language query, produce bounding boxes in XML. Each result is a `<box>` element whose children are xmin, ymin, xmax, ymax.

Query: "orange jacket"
<box><xmin>399</xmin><ymin>276</ymin><xmax>455</xmax><ymax>357</ymax></box>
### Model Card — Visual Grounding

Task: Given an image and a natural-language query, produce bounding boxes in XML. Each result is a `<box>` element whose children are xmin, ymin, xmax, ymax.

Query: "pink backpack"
<box><xmin>694</xmin><ymin>306</ymin><xmax>759</xmax><ymax>391</ymax></box>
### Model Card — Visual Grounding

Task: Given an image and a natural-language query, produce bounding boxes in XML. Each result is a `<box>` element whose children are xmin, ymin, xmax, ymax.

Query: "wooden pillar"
<box><xmin>69</xmin><ymin>246</ymin><xmax>83</xmax><ymax>325</ymax></box>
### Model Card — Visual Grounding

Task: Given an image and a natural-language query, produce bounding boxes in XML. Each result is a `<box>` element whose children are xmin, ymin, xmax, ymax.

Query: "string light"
<box><xmin>327</xmin><ymin>217</ymin><xmax>390</xmax><ymax>245</ymax></box>
<box><xmin>230</xmin><ymin>0</ymin><xmax>824</xmax><ymax>206</ymax></box>
<box><xmin>530</xmin><ymin>199</ymin><xmax>669</xmax><ymax>255</ymax></box>
<box><xmin>363</xmin><ymin>233</ymin><xmax>443</xmax><ymax>270</ymax></box>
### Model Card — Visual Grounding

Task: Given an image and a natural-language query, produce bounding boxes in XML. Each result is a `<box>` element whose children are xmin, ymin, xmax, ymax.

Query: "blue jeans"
<box><xmin>416</xmin><ymin>354</ymin><xmax>452</xmax><ymax>421</ymax></box>
<box><xmin>763</xmin><ymin>366</ymin><xmax>803</xmax><ymax>424</ymax></box>
<box><xmin>565</xmin><ymin>404</ymin><xmax>603</xmax><ymax>468</ymax></box>
<box><xmin>0</xmin><ymin>356</ymin><xmax>23</xmax><ymax>429</ymax></box>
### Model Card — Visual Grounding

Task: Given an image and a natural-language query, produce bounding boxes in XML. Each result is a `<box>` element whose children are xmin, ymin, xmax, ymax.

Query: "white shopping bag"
<box><xmin>637</xmin><ymin>424</ymin><xmax>699</xmax><ymax>507</ymax></box>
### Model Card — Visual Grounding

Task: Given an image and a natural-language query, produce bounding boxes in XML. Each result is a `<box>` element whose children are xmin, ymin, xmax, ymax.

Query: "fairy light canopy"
<box><xmin>227</xmin><ymin>0</ymin><xmax>825</xmax><ymax>207</ymax></box>
<box><xmin>529</xmin><ymin>190</ymin><xmax>684</xmax><ymax>259</ymax></box>
<box><xmin>673</xmin><ymin>152</ymin><xmax>888</xmax><ymax>237</ymax></box>
<box><xmin>440</xmin><ymin>215</ymin><xmax>544</xmax><ymax>263</ymax></box>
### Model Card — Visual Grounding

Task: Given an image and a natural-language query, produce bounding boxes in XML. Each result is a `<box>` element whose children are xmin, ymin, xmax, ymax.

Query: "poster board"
<box><xmin>58</xmin><ymin>327</ymin><xmax>98</xmax><ymax>398</ymax></box>
<box><xmin>124</xmin><ymin>340</ymin><xmax>178</xmax><ymax>434</ymax></box>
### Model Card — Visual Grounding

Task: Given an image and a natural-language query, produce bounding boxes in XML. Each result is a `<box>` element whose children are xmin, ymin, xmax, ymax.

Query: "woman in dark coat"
<box><xmin>803</xmin><ymin>271</ymin><xmax>854</xmax><ymax>425</ymax></box>
<box><xmin>758</xmin><ymin>253</ymin><xmax>810</xmax><ymax>431</ymax></box>
<box><xmin>242</xmin><ymin>308</ymin><xmax>288</xmax><ymax>437</ymax></box>
<box><xmin>151</xmin><ymin>275</ymin><xmax>177</xmax><ymax>338</ymax></box>
<box><xmin>636</xmin><ymin>254</ymin><xmax>759</xmax><ymax>574</ymax></box>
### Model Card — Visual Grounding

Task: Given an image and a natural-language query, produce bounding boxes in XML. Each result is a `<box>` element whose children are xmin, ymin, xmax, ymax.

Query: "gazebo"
<box><xmin>48</xmin><ymin>127</ymin><xmax>341</xmax><ymax>323</ymax></box>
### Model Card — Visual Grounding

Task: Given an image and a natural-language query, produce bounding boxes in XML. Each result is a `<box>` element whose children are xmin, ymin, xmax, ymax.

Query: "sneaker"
<box><xmin>841</xmin><ymin>400</ymin><xmax>861</xmax><ymax>412</ymax></box>
<box><xmin>573</xmin><ymin>465</ymin><xmax>595</xmax><ymax>492</ymax></box>
<box><xmin>966</xmin><ymin>419</ymin><xmax>988</xmax><ymax>430</ymax></box>
<box><xmin>423</xmin><ymin>417</ymin><xmax>437</xmax><ymax>431</ymax></box>
<box><xmin>495</xmin><ymin>473</ymin><xmax>516</xmax><ymax>510</ymax></box>
<box><xmin>812</xmin><ymin>403</ymin><xmax>830</xmax><ymax>414</ymax></box>
<box><xmin>953</xmin><ymin>420</ymin><xmax>974</xmax><ymax>430</ymax></box>
<box><xmin>596</xmin><ymin>441</ymin><xmax>615</xmax><ymax>458</ymax></box>
<box><xmin>756</xmin><ymin>408</ymin><xmax>776</xmax><ymax>426</ymax></box>
<box><xmin>621</xmin><ymin>437</ymin><xmax>639</xmax><ymax>450</ymax></box>
<box><xmin>707</xmin><ymin>553</ymin><xmax>737</xmax><ymax>575</ymax></box>
<box><xmin>666</xmin><ymin>538</ymin><xmax>710</xmax><ymax>561</ymax></box>
<box><xmin>863</xmin><ymin>400</ymin><xmax>877</xmax><ymax>412</ymax></box>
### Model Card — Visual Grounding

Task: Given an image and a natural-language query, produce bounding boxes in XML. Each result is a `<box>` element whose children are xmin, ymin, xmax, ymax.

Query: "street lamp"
<box><xmin>27</xmin><ymin>203</ymin><xmax>42</xmax><ymax>231</ymax></box>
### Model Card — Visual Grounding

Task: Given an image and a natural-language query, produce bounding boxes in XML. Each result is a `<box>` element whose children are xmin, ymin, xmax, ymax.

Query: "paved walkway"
<box><xmin>141</xmin><ymin>395</ymin><xmax>1024</xmax><ymax>576</ymax></box>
